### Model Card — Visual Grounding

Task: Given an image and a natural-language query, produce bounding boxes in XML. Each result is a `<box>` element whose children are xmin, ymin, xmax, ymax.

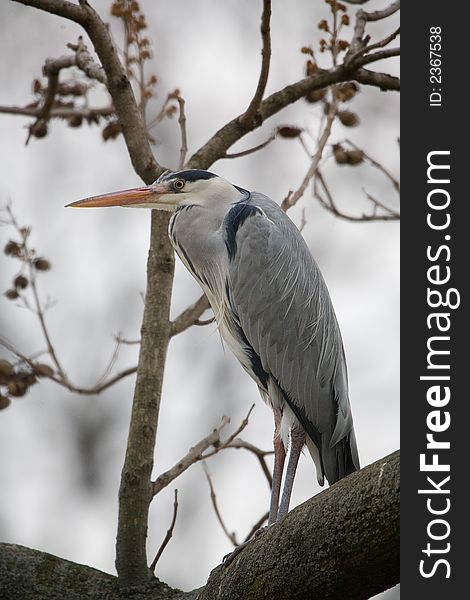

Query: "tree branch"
<box><xmin>149</xmin><ymin>489</ymin><xmax>179</xmax><ymax>572</ymax></box>
<box><xmin>187</xmin><ymin>64</ymin><xmax>398</xmax><ymax>170</ymax></box>
<box><xmin>238</xmin><ymin>0</ymin><xmax>272</xmax><ymax>127</ymax></box>
<box><xmin>170</xmin><ymin>294</ymin><xmax>211</xmax><ymax>337</ymax></box>
<box><xmin>0</xmin><ymin>105</ymin><xmax>114</xmax><ymax>119</ymax></box>
<box><xmin>281</xmin><ymin>99</ymin><xmax>338</xmax><ymax>211</ymax></box>
<box><xmin>152</xmin><ymin>416</ymin><xmax>231</xmax><ymax>497</ymax></box>
<box><xmin>14</xmin><ymin>0</ymin><xmax>164</xmax><ymax>181</ymax></box>
<box><xmin>176</xmin><ymin>96</ymin><xmax>188</xmax><ymax>169</ymax></box>
<box><xmin>353</xmin><ymin>67</ymin><xmax>400</xmax><ymax>91</ymax></box>
<box><xmin>0</xmin><ymin>451</ymin><xmax>399</xmax><ymax>600</ymax></box>
<box><xmin>200</xmin><ymin>450</ymin><xmax>399</xmax><ymax>600</ymax></box>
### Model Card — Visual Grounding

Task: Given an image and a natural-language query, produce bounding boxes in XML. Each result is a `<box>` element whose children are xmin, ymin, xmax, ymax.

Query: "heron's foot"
<box><xmin>222</xmin><ymin>526</ymin><xmax>268</xmax><ymax>567</ymax></box>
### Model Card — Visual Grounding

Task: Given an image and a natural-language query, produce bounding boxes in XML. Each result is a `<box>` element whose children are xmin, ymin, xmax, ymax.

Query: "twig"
<box><xmin>203</xmin><ymin>464</ymin><xmax>239</xmax><ymax>546</ymax></box>
<box><xmin>115</xmin><ymin>334</ymin><xmax>140</xmax><ymax>345</ymax></box>
<box><xmin>239</xmin><ymin>0</ymin><xmax>272</xmax><ymax>127</ymax></box>
<box><xmin>314</xmin><ymin>170</ymin><xmax>399</xmax><ymax>221</ymax></box>
<box><xmin>226</xmin><ymin>438</ymin><xmax>273</xmax><ymax>488</ymax></box>
<box><xmin>344</xmin><ymin>139</ymin><xmax>400</xmax><ymax>192</ymax></box>
<box><xmin>223</xmin><ymin>132</ymin><xmax>276</xmax><ymax>159</ymax></box>
<box><xmin>177</xmin><ymin>96</ymin><xmax>188</xmax><ymax>169</ymax></box>
<box><xmin>152</xmin><ymin>416</ymin><xmax>231</xmax><ymax>497</ymax></box>
<box><xmin>67</xmin><ymin>36</ymin><xmax>107</xmax><ymax>84</ymax></box>
<box><xmin>149</xmin><ymin>489</ymin><xmax>179</xmax><ymax>571</ymax></box>
<box><xmin>25</xmin><ymin>54</ymin><xmax>75</xmax><ymax>144</ymax></box>
<box><xmin>152</xmin><ymin>405</ymin><xmax>255</xmax><ymax>497</ymax></box>
<box><xmin>347</xmin><ymin>1</ymin><xmax>400</xmax><ymax>63</ymax></box>
<box><xmin>363</xmin><ymin>27</ymin><xmax>400</xmax><ymax>53</ymax></box>
<box><xmin>202</xmin><ymin>404</ymin><xmax>255</xmax><ymax>459</ymax></box>
<box><xmin>356</xmin><ymin>47</ymin><xmax>400</xmax><ymax>67</ymax></box>
<box><xmin>187</xmin><ymin>64</ymin><xmax>399</xmax><ymax>170</ymax></box>
<box><xmin>0</xmin><ymin>334</ymin><xmax>138</xmax><ymax>395</ymax></box>
<box><xmin>281</xmin><ymin>99</ymin><xmax>339</xmax><ymax>211</ymax></box>
<box><xmin>170</xmin><ymin>294</ymin><xmax>211</xmax><ymax>337</ymax></box>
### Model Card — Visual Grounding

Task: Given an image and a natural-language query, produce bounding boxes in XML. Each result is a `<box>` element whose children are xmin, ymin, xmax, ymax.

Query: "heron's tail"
<box><xmin>322</xmin><ymin>429</ymin><xmax>360</xmax><ymax>485</ymax></box>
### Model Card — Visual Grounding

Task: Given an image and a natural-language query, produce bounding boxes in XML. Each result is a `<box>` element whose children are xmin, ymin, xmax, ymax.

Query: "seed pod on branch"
<box><xmin>347</xmin><ymin>149</ymin><xmax>364</xmax><ymax>165</ymax></box>
<box><xmin>305</xmin><ymin>89</ymin><xmax>326</xmax><ymax>104</ymax></box>
<box><xmin>7</xmin><ymin>381</ymin><xmax>28</xmax><ymax>398</ymax></box>
<box><xmin>339</xmin><ymin>110</ymin><xmax>359</xmax><ymax>127</ymax></box>
<box><xmin>5</xmin><ymin>289</ymin><xmax>19</xmax><ymax>300</ymax></box>
<box><xmin>33</xmin><ymin>258</ymin><xmax>51</xmax><ymax>271</ymax></box>
<box><xmin>4</xmin><ymin>241</ymin><xmax>22</xmax><ymax>257</ymax></box>
<box><xmin>14</xmin><ymin>275</ymin><xmax>29</xmax><ymax>290</ymax></box>
<box><xmin>337</xmin><ymin>82</ymin><xmax>359</xmax><ymax>102</ymax></box>
<box><xmin>333</xmin><ymin>144</ymin><xmax>348</xmax><ymax>165</ymax></box>
<box><xmin>34</xmin><ymin>364</ymin><xmax>55</xmax><ymax>378</ymax></box>
<box><xmin>277</xmin><ymin>126</ymin><xmax>303</xmax><ymax>139</ymax></box>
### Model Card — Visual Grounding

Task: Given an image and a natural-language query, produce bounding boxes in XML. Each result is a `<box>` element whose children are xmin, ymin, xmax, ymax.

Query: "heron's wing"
<box><xmin>226</xmin><ymin>193</ymin><xmax>359</xmax><ymax>483</ymax></box>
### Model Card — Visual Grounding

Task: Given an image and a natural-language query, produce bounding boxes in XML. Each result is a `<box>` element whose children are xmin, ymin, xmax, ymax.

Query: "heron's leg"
<box><xmin>268</xmin><ymin>408</ymin><xmax>286</xmax><ymax>526</ymax></box>
<box><xmin>277</xmin><ymin>428</ymin><xmax>305</xmax><ymax>521</ymax></box>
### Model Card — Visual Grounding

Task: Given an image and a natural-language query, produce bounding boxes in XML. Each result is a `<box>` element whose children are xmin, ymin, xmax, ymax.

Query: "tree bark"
<box><xmin>0</xmin><ymin>451</ymin><xmax>399</xmax><ymax>600</ymax></box>
<box><xmin>115</xmin><ymin>213</ymin><xmax>175</xmax><ymax>585</ymax></box>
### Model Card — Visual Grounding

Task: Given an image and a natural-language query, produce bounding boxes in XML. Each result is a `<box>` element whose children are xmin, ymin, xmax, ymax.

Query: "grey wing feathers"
<box><xmin>228</xmin><ymin>193</ymin><xmax>359</xmax><ymax>484</ymax></box>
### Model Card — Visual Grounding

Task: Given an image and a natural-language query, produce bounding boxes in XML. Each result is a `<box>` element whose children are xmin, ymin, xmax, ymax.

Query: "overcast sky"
<box><xmin>0</xmin><ymin>0</ymin><xmax>399</xmax><ymax>596</ymax></box>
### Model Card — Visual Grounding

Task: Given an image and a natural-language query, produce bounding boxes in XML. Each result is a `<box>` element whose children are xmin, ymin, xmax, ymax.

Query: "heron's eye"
<box><xmin>173</xmin><ymin>179</ymin><xmax>185</xmax><ymax>191</ymax></box>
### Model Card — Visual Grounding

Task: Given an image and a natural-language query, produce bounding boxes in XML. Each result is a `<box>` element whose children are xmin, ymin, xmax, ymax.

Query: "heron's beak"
<box><xmin>66</xmin><ymin>181</ymin><xmax>174</xmax><ymax>209</ymax></box>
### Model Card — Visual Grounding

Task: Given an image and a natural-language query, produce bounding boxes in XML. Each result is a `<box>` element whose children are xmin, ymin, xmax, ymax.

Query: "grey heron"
<box><xmin>68</xmin><ymin>169</ymin><xmax>360</xmax><ymax>526</ymax></box>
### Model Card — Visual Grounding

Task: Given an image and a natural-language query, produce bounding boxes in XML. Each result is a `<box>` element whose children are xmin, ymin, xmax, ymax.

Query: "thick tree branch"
<box><xmin>0</xmin><ymin>451</ymin><xmax>399</xmax><ymax>600</ymax></box>
<box><xmin>200</xmin><ymin>450</ymin><xmax>399</xmax><ymax>600</ymax></box>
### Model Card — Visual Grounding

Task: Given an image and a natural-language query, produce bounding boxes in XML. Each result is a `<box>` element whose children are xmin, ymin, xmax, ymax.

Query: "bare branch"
<box><xmin>152</xmin><ymin>405</ymin><xmax>255</xmax><ymax>497</ymax></box>
<box><xmin>14</xmin><ymin>0</ymin><xmax>164</xmax><ymax>183</ymax></box>
<box><xmin>281</xmin><ymin>99</ymin><xmax>338</xmax><ymax>211</ymax></box>
<box><xmin>348</xmin><ymin>1</ymin><xmax>400</xmax><ymax>62</ymax></box>
<box><xmin>363</xmin><ymin>27</ymin><xmax>401</xmax><ymax>53</ymax></box>
<box><xmin>203</xmin><ymin>463</ymin><xmax>239</xmax><ymax>547</ymax></box>
<box><xmin>239</xmin><ymin>0</ymin><xmax>272</xmax><ymax>127</ymax></box>
<box><xmin>13</xmin><ymin>0</ymin><xmax>86</xmax><ymax>22</ymax></box>
<box><xmin>67</xmin><ymin>36</ymin><xmax>107</xmax><ymax>84</ymax></box>
<box><xmin>314</xmin><ymin>170</ymin><xmax>399</xmax><ymax>222</ymax></box>
<box><xmin>177</xmin><ymin>96</ymin><xmax>188</xmax><ymax>169</ymax></box>
<box><xmin>353</xmin><ymin>67</ymin><xmax>400</xmax><ymax>91</ymax></box>
<box><xmin>202</xmin><ymin>404</ymin><xmax>255</xmax><ymax>459</ymax></box>
<box><xmin>151</xmin><ymin>416</ymin><xmax>231</xmax><ymax>497</ymax></box>
<box><xmin>0</xmin><ymin>105</ymin><xmax>114</xmax><ymax>119</ymax></box>
<box><xmin>356</xmin><ymin>47</ymin><xmax>400</xmax><ymax>67</ymax></box>
<box><xmin>170</xmin><ymin>294</ymin><xmax>211</xmax><ymax>337</ymax></box>
<box><xmin>227</xmin><ymin>438</ymin><xmax>273</xmax><ymax>488</ymax></box>
<box><xmin>344</xmin><ymin>139</ymin><xmax>400</xmax><ymax>192</ymax></box>
<box><xmin>0</xmin><ymin>334</ymin><xmax>137</xmax><ymax>396</ymax></box>
<box><xmin>149</xmin><ymin>489</ymin><xmax>179</xmax><ymax>572</ymax></box>
<box><xmin>223</xmin><ymin>132</ymin><xmax>276</xmax><ymax>159</ymax></box>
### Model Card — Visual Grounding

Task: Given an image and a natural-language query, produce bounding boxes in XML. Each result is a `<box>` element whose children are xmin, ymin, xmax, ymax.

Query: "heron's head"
<box><xmin>67</xmin><ymin>170</ymin><xmax>245</xmax><ymax>211</ymax></box>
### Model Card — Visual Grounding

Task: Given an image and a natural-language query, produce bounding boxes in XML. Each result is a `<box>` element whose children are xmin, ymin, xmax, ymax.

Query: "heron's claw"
<box><xmin>222</xmin><ymin>526</ymin><xmax>268</xmax><ymax>567</ymax></box>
